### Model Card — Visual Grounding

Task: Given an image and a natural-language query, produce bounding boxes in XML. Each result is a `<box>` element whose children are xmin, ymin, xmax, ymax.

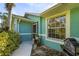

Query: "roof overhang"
<box><xmin>40</xmin><ymin>3</ymin><xmax>79</xmax><ymax>18</ymax></box>
<box><xmin>13</xmin><ymin>15</ymin><xmax>34</xmax><ymax>23</ymax></box>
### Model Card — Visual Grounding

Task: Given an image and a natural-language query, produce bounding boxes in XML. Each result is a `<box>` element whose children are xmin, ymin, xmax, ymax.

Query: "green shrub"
<box><xmin>0</xmin><ymin>31</ymin><xmax>21</xmax><ymax>56</ymax></box>
<box><xmin>8</xmin><ymin>31</ymin><xmax>21</xmax><ymax>47</ymax></box>
<box><xmin>0</xmin><ymin>28</ymin><xmax>3</xmax><ymax>33</ymax></box>
<box><xmin>0</xmin><ymin>32</ymin><xmax>9</xmax><ymax>50</ymax></box>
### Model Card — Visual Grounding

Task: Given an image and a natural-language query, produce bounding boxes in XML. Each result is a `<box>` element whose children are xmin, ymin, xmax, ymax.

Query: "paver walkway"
<box><xmin>11</xmin><ymin>41</ymin><xmax>32</xmax><ymax>56</ymax></box>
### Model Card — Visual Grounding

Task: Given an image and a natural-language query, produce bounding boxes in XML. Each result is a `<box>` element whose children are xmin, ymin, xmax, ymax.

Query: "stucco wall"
<box><xmin>40</xmin><ymin>17</ymin><xmax>63</xmax><ymax>51</ymax></box>
<box><xmin>40</xmin><ymin>17</ymin><xmax>46</xmax><ymax>34</ymax></box>
<box><xmin>26</xmin><ymin>15</ymin><xmax>41</xmax><ymax>34</ymax></box>
<box><xmin>70</xmin><ymin>7</ymin><xmax>79</xmax><ymax>40</ymax></box>
<box><xmin>24</xmin><ymin>15</ymin><xmax>63</xmax><ymax>51</ymax></box>
<box><xmin>19</xmin><ymin>21</ymin><xmax>33</xmax><ymax>41</ymax></box>
<box><xmin>40</xmin><ymin>36</ymin><xmax>63</xmax><ymax>51</ymax></box>
<box><xmin>19</xmin><ymin>21</ymin><xmax>32</xmax><ymax>33</ymax></box>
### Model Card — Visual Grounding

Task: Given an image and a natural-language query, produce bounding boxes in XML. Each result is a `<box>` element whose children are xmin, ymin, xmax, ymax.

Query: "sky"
<box><xmin>0</xmin><ymin>3</ymin><xmax>57</xmax><ymax>16</ymax></box>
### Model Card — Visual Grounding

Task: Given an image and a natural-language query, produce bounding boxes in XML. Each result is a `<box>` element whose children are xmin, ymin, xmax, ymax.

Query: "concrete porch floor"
<box><xmin>11</xmin><ymin>41</ymin><xmax>32</xmax><ymax>56</ymax></box>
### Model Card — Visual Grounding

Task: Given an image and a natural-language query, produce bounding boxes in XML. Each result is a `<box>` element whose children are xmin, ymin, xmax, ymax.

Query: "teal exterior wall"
<box><xmin>19</xmin><ymin>21</ymin><xmax>32</xmax><ymax>33</ymax></box>
<box><xmin>14</xmin><ymin>6</ymin><xmax>79</xmax><ymax>52</ymax></box>
<box><xmin>39</xmin><ymin>17</ymin><xmax>62</xmax><ymax>51</ymax></box>
<box><xmin>25</xmin><ymin>15</ymin><xmax>46</xmax><ymax>34</ymax></box>
<box><xmin>25</xmin><ymin>15</ymin><xmax>40</xmax><ymax>34</ymax></box>
<box><xmin>26</xmin><ymin>15</ymin><xmax>61</xmax><ymax>51</ymax></box>
<box><xmin>19</xmin><ymin>21</ymin><xmax>33</xmax><ymax>41</ymax></box>
<box><xmin>70</xmin><ymin>7</ymin><xmax>79</xmax><ymax>41</ymax></box>
<box><xmin>25</xmin><ymin>14</ymin><xmax>47</xmax><ymax>34</ymax></box>
<box><xmin>41</xmin><ymin>37</ymin><xmax>63</xmax><ymax>51</ymax></box>
<box><xmin>40</xmin><ymin>7</ymin><xmax>79</xmax><ymax>51</ymax></box>
<box><xmin>40</xmin><ymin>17</ymin><xmax>46</xmax><ymax>34</ymax></box>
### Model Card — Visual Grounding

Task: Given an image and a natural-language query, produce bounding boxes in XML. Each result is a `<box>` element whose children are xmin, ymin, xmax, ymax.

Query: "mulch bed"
<box><xmin>31</xmin><ymin>45</ymin><xmax>65</xmax><ymax>56</ymax></box>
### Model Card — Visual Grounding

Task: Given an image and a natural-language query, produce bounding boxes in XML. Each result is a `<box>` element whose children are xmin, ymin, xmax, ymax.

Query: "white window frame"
<box><xmin>47</xmin><ymin>16</ymin><xmax>66</xmax><ymax>40</ymax></box>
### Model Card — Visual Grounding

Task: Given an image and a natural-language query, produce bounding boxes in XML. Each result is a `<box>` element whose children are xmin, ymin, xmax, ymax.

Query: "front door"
<box><xmin>32</xmin><ymin>22</ymin><xmax>38</xmax><ymax>39</ymax></box>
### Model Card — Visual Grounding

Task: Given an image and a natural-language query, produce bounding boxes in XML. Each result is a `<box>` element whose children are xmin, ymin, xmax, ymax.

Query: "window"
<box><xmin>47</xmin><ymin>16</ymin><xmax>66</xmax><ymax>39</ymax></box>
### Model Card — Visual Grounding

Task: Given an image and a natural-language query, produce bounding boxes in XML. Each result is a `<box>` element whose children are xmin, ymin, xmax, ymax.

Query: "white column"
<box><xmin>17</xmin><ymin>19</ymin><xmax>20</xmax><ymax>32</ymax></box>
<box><xmin>38</xmin><ymin>17</ymin><xmax>40</xmax><ymax>34</ymax></box>
<box><xmin>45</xmin><ymin>18</ymin><xmax>48</xmax><ymax>39</ymax></box>
<box><xmin>66</xmin><ymin>10</ymin><xmax>70</xmax><ymax>38</ymax></box>
<box><xmin>14</xmin><ymin>18</ymin><xmax>17</xmax><ymax>32</ymax></box>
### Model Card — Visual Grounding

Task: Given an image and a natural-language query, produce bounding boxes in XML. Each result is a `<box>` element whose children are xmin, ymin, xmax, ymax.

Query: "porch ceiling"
<box><xmin>41</xmin><ymin>3</ymin><xmax>79</xmax><ymax>18</ymax></box>
<box><xmin>13</xmin><ymin>15</ymin><xmax>34</xmax><ymax>23</ymax></box>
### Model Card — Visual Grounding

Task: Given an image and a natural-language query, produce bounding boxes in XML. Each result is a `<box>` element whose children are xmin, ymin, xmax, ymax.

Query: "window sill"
<box><xmin>46</xmin><ymin>38</ymin><xmax>64</xmax><ymax>45</ymax></box>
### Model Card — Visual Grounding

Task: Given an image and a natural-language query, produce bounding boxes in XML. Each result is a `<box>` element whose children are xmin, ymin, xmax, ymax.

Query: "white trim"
<box><xmin>20</xmin><ymin>33</ymin><xmax>47</xmax><ymax>36</ymax></box>
<box><xmin>39</xmin><ymin>34</ymin><xmax>46</xmax><ymax>36</ymax></box>
<box><xmin>20</xmin><ymin>33</ymin><xmax>33</xmax><ymax>35</ymax></box>
<box><xmin>36</xmin><ymin>23</ymin><xmax>38</xmax><ymax>33</ymax></box>
<box><xmin>14</xmin><ymin>18</ymin><xmax>17</xmax><ymax>32</ymax></box>
<box><xmin>65</xmin><ymin>10</ymin><xmax>70</xmax><ymax>38</ymax></box>
<box><xmin>20</xmin><ymin>33</ymin><xmax>47</xmax><ymax>37</ymax></box>
<box><xmin>48</xmin><ymin>27</ymin><xmax>65</xmax><ymax>29</ymax></box>
<box><xmin>45</xmin><ymin>17</ymin><xmax>65</xmax><ymax>45</ymax></box>
<box><xmin>46</xmin><ymin>38</ymin><xmax>64</xmax><ymax>45</ymax></box>
<box><xmin>45</xmin><ymin>18</ymin><xmax>48</xmax><ymax>39</ymax></box>
<box><xmin>17</xmin><ymin>19</ymin><xmax>21</xmax><ymax>32</ymax></box>
<box><xmin>13</xmin><ymin>15</ymin><xmax>33</xmax><ymax>23</ymax></box>
<box><xmin>17</xmin><ymin>22</ymin><xmax>19</xmax><ymax>32</ymax></box>
<box><xmin>39</xmin><ymin>18</ymin><xmax>40</xmax><ymax>34</ymax></box>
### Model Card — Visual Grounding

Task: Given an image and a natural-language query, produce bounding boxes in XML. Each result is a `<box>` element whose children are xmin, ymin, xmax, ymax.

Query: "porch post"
<box><xmin>45</xmin><ymin>18</ymin><xmax>48</xmax><ymax>39</ymax></box>
<box><xmin>66</xmin><ymin>10</ymin><xmax>70</xmax><ymax>38</ymax></box>
<box><xmin>17</xmin><ymin>18</ymin><xmax>20</xmax><ymax>32</ymax></box>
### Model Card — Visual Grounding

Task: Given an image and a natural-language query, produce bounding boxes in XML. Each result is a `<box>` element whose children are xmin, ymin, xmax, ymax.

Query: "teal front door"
<box><xmin>19</xmin><ymin>21</ymin><xmax>33</xmax><ymax>41</ymax></box>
